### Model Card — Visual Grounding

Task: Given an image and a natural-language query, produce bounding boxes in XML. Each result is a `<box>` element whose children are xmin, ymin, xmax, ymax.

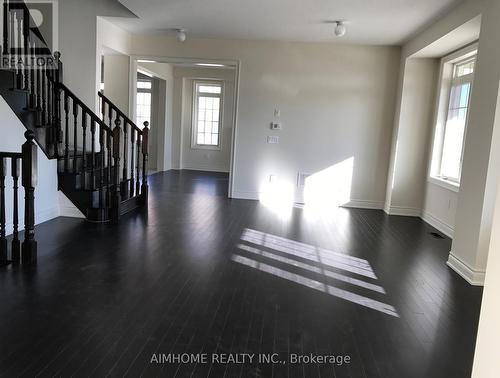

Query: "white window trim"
<box><xmin>428</xmin><ymin>43</ymin><xmax>478</xmax><ymax>190</ymax></box>
<box><xmin>191</xmin><ymin>80</ymin><xmax>224</xmax><ymax>151</ymax></box>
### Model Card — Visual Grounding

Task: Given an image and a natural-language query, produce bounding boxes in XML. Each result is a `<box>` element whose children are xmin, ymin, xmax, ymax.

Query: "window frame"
<box><xmin>429</xmin><ymin>45</ymin><xmax>477</xmax><ymax>190</ymax></box>
<box><xmin>191</xmin><ymin>80</ymin><xmax>224</xmax><ymax>150</ymax></box>
<box><xmin>136</xmin><ymin>75</ymin><xmax>153</xmax><ymax>129</ymax></box>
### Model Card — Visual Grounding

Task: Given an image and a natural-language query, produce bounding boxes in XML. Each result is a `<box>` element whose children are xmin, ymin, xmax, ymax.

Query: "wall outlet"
<box><xmin>270</xmin><ymin>122</ymin><xmax>282</xmax><ymax>130</ymax></box>
<box><xmin>267</xmin><ymin>136</ymin><xmax>279</xmax><ymax>144</ymax></box>
<box><xmin>269</xmin><ymin>174</ymin><xmax>278</xmax><ymax>183</ymax></box>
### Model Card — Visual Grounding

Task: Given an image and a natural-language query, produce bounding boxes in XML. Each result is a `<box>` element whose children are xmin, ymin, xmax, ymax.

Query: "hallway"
<box><xmin>0</xmin><ymin>170</ymin><xmax>482</xmax><ymax>377</ymax></box>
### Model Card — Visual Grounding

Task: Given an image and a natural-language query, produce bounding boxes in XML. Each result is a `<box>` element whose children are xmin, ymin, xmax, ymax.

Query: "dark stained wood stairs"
<box><xmin>0</xmin><ymin>0</ymin><xmax>149</xmax><ymax>223</ymax></box>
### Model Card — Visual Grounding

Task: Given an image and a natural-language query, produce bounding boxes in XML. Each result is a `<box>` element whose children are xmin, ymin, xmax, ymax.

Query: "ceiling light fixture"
<box><xmin>334</xmin><ymin>21</ymin><xmax>347</xmax><ymax>37</ymax></box>
<box><xmin>176</xmin><ymin>29</ymin><xmax>187</xmax><ymax>43</ymax></box>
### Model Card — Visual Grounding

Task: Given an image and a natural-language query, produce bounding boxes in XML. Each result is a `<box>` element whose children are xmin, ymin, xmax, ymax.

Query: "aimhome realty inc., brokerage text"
<box><xmin>150</xmin><ymin>353</ymin><xmax>351</xmax><ymax>366</ymax></box>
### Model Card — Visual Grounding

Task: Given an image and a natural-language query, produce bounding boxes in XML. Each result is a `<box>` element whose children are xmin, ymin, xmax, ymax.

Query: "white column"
<box><xmin>384</xmin><ymin>58</ymin><xmax>438</xmax><ymax>216</ymax></box>
<box><xmin>447</xmin><ymin>0</ymin><xmax>500</xmax><ymax>285</ymax></box>
<box><xmin>471</xmin><ymin>163</ymin><xmax>500</xmax><ymax>377</ymax></box>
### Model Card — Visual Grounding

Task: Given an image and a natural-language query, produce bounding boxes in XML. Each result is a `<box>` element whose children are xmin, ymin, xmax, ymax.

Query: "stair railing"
<box><xmin>98</xmin><ymin>91</ymin><xmax>149</xmax><ymax>202</ymax></box>
<box><xmin>2</xmin><ymin>0</ymin><xmax>149</xmax><ymax>221</ymax></box>
<box><xmin>0</xmin><ymin>130</ymin><xmax>37</xmax><ymax>266</ymax></box>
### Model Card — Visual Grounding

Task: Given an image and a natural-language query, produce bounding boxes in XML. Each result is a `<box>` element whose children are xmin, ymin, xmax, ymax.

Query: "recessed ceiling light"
<box><xmin>196</xmin><ymin>63</ymin><xmax>225</xmax><ymax>67</ymax></box>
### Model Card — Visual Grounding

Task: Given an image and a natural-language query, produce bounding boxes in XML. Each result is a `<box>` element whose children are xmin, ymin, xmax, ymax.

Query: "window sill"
<box><xmin>428</xmin><ymin>176</ymin><xmax>460</xmax><ymax>193</ymax></box>
<box><xmin>191</xmin><ymin>144</ymin><xmax>221</xmax><ymax>151</ymax></box>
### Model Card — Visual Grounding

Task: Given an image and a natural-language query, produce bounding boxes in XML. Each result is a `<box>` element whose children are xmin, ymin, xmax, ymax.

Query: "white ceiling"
<box><xmin>411</xmin><ymin>16</ymin><xmax>480</xmax><ymax>58</ymax></box>
<box><xmin>114</xmin><ymin>0</ymin><xmax>464</xmax><ymax>45</ymax></box>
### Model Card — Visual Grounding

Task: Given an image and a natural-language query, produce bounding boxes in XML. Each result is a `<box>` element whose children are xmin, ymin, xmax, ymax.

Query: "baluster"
<box><xmin>72</xmin><ymin>100</ymin><xmax>78</xmax><ymax>173</ymax></box>
<box><xmin>81</xmin><ymin>112</ymin><xmax>87</xmax><ymax>188</ymax></box>
<box><xmin>121</xmin><ymin>121</ymin><xmax>129</xmax><ymax>199</ymax></box>
<box><xmin>90</xmin><ymin>118</ymin><xmax>96</xmax><ymax>190</ymax></box>
<box><xmin>141</xmin><ymin>122</ymin><xmax>149</xmax><ymax>205</ymax></box>
<box><xmin>46</xmin><ymin>64</ymin><xmax>52</xmax><ymax>126</ymax></box>
<box><xmin>99</xmin><ymin>125</ymin><xmax>105</xmax><ymax>209</ymax></box>
<box><xmin>29</xmin><ymin>41</ymin><xmax>36</xmax><ymax>108</ymax></box>
<box><xmin>106</xmin><ymin>130</ymin><xmax>112</xmax><ymax>207</ymax></box>
<box><xmin>53</xmin><ymin>52</ymin><xmax>62</xmax><ymax>156</ymax></box>
<box><xmin>41</xmin><ymin>63</ymin><xmax>46</xmax><ymax>125</ymax></box>
<box><xmin>11</xmin><ymin>157</ymin><xmax>21</xmax><ymax>262</ymax></box>
<box><xmin>130</xmin><ymin>128</ymin><xmax>135</xmax><ymax>197</ymax></box>
<box><xmin>22</xmin><ymin>7</ymin><xmax>29</xmax><ymax>90</ymax></box>
<box><xmin>101</xmin><ymin>95</ymin><xmax>106</xmax><ymax>122</ymax></box>
<box><xmin>63</xmin><ymin>93</ymin><xmax>69</xmax><ymax>172</ymax></box>
<box><xmin>136</xmin><ymin>132</ymin><xmax>141</xmax><ymax>196</ymax></box>
<box><xmin>111</xmin><ymin>119</ymin><xmax>122</xmax><ymax>221</ymax></box>
<box><xmin>16</xmin><ymin>10</ymin><xmax>23</xmax><ymax>89</ymax></box>
<box><xmin>9</xmin><ymin>6</ymin><xmax>14</xmax><ymax>70</ymax></box>
<box><xmin>0</xmin><ymin>157</ymin><xmax>7</xmax><ymax>266</ymax></box>
<box><xmin>36</xmin><ymin>42</ymin><xmax>42</xmax><ymax>118</ymax></box>
<box><xmin>3</xmin><ymin>0</ymin><xmax>9</xmax><ymax>56</ymax></box>
<box><xmin>108</xmin><ymin>102</ymin><xmax>113</xmax><ymax>130</ymax></box>
<box><xmin>21</xmin><ymin>131</ymin><xmax>38</xmax><ymax>265</ymax></box>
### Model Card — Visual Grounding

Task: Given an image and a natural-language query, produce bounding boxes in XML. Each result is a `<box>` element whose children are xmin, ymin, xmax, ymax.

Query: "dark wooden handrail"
<box><xmin>0</xmin><ymin>152</ymin><xmax>22</xmax><ymax>159</ymax></box>
<box><xmin>58</xmin><ymin>83</ymin><xmax>111</xmax><ymax>132</ymax></box>
<box><xmin>98</xmin><ymin>91</ymin><xmax>143</xmax><ymax>135</ymax></box>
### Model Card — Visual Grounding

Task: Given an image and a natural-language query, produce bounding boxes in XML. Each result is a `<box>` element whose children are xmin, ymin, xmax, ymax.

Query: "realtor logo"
<box><xmin>1</xmin><ymin>0</ymin><xmax>58</xmax><ymax>69</ymax></box>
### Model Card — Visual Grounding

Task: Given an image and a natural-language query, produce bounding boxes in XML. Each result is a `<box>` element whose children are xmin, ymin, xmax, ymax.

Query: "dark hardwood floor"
<box><xmin>0</xmin><ymin>170</ymin><xmax>482</xmax><ymax>377</ymax></box>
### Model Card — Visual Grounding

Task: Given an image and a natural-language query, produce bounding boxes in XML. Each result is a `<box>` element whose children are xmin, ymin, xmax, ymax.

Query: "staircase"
<box><xmin>0</xmin><ymin>0</ymin><xmax>149</xmax><ymax>222</ymax></box>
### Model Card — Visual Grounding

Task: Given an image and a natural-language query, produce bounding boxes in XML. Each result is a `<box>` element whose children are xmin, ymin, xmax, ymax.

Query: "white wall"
<box><xmin>385</xmin><ymin>58</ymin><xmax>439</xmax><ymax>216</ymax></box>
<box><xmin>472</xmin><ymin>78</ymin><xmax>500</xmax><ymax>378</ymax></box>
<box><xmin>421</xmin><ymin>183</ymin><xmax>458</xmax><ymax>237</ymax></box>
<box><xmin>0</xmin><ymin>98</ymin><xmax>60</xmax><ymax>234</ymax></box>
<box><xmin>103</xmin><ymin>54</ymin><xmax>130</xmax><ymax>113</ymax></box>
<box><xmin>130</xmin><ymin>37</ymin><xmax>401</xmax><ymax>204</ymax></box>
<box><xmin>173</xmin><ymin>66</ymin><xmax>235</xmax><ymax>172</ymax></box>
<box><xmin>136</xmin><ymin>62</ymin><xmax>175</xmax><ymax>171</ymax></box>
<box><xmin>447</xmin><ymin>0</ymin><xmax>500</xmax><ymax>284</ymax></box>
<box><xmin>59</xmin><ymin>0</ymin><xmax>133</xmax><ymax>109</ymax></box>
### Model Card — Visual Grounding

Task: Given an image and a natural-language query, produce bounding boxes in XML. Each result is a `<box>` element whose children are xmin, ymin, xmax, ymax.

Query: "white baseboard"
<box><xmin>6</xmin><ymin>206</ymin><xmax>60</xmax><ymax>236</ymax></box>
<box><xmin>231</xmin><ymin>191</ymin><xmax>259</xmax><ymax>201</ymax></box>
<box><xmin>343</xmin><ymin>199</ymin><xmax>384</xmax><ymax>210</ymax></box>
<box><xmin>179</xmin><ymin>166</ymin><xmax>229</xmax><ymax>173</ymax></box>
<box><xmin>59</xmin><ymin>205</ymin><xmax>85</xmax><ymax>218</ymax></box>
<box><xmin>447</xmin><ymin>252</ymin><xmax>485</xmax><ymax>286</ymax></box>
<box><xmin>231</xmin><ymin>193</ymin><xmax>386</xmax><ymax>211</ymax></box>
<box><xmin>384</xmin><ymin>205</ymin><xmax>422</xmax><ymax>217</ymax></box>
<box><xmin>421</xmin><ymin>211</ymin><xmax>454</xmax><ymax>238</ymax></box>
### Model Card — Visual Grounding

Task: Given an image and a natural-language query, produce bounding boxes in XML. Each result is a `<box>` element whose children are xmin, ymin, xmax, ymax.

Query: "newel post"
<box><xmin>21</xmin><ymin>130</ymin><xmax>37</xmax><ymax>265</ymax></box>
<box><xmin>111</xmin><ymin>119</ymin><xmax>122</xmax><ymax>221</ymax></box>
<box><xmin>141</xmin><ymin>121</ymin><xmax>149</xmax><ymax>206</ymax></box>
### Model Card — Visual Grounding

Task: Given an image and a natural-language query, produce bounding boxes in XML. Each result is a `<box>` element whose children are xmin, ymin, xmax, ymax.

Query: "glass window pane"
<box><xmin>137</xmin><ymin>81</ymin><xmax>152</xmax><ymax>89</ymax></box>
<box><xmin>441</xmin><ymin>115</ymin><xmax>466</xmax><ymax>180</ymax></box>
<box><xmin>211</xmin><ymin>134</ymin><xmax>218</xmax><ymax>145</ymax></box>
<box><xmin>455</xmin><ymin>60</ymin><xmax>475</xmax><ymax>77</ymax></box>
<box><xmin>198</xmin><ymin>85</ymin><xmax>221</xmax><ymax>94</ymax></box>
<box><xmin>197</xmin><ymin>133</ymin><xmax>205</xmax><ymax>144</ymax></box>
<box><xmin>213</xmin><ymin>98</ymin><xmax>220</xmax><ymax>110</ymax></box>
